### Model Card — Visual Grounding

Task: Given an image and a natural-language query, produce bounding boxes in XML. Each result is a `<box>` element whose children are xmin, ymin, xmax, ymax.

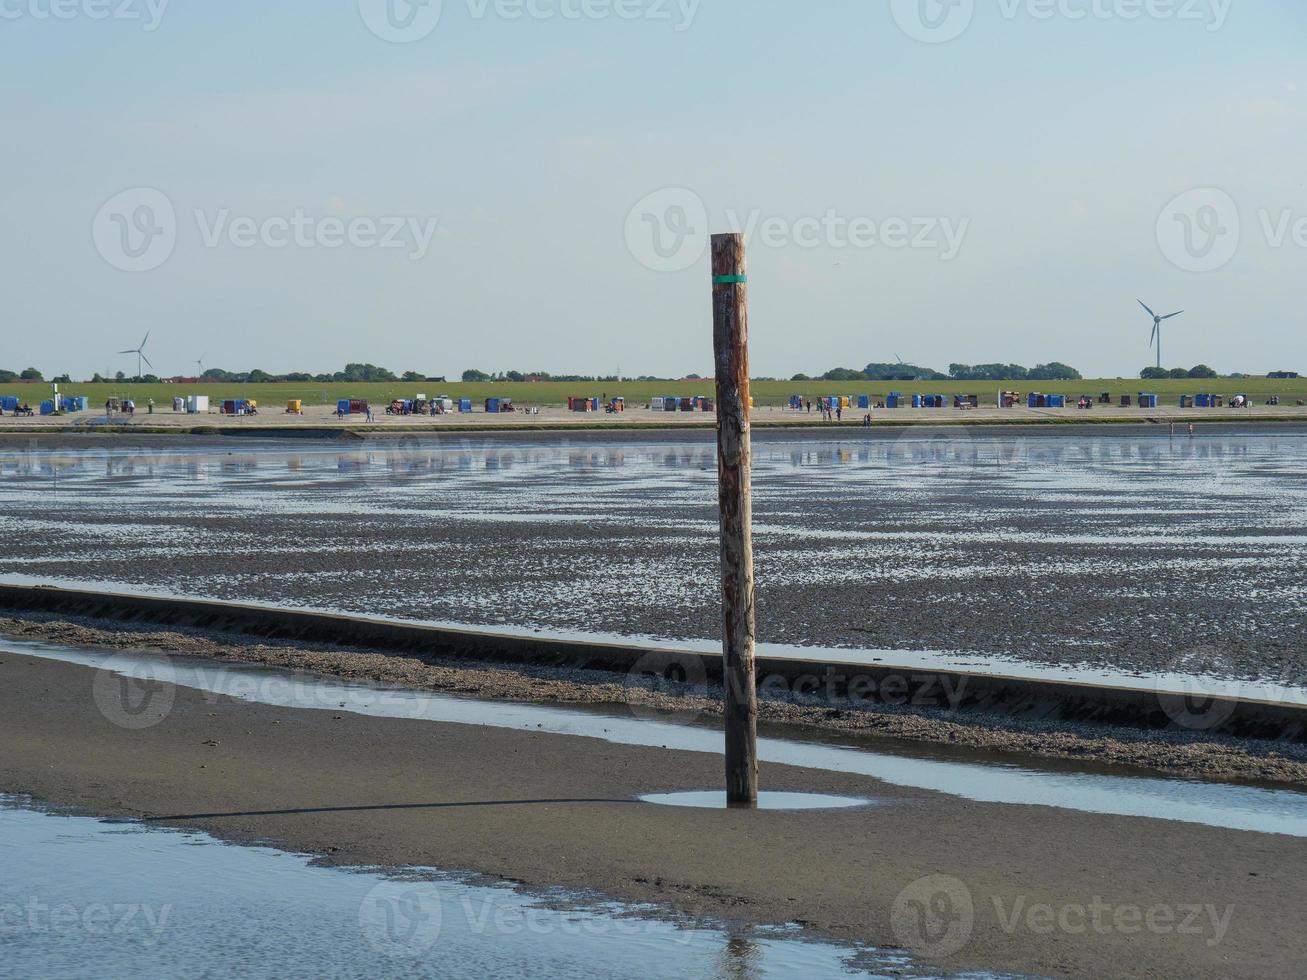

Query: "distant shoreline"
<box><xmin>2</xmin><ymin>407</ymin><xmax>1307</xmax><ymax>439</ymax></box>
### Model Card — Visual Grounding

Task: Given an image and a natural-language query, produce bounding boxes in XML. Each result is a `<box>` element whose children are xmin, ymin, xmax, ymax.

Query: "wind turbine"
<box><xmin>195</xmin><ymin>354</ymin><xmax>206</xmax><ymax>378</ymax></box>
<box><xmin>1137</xmin><ymin>301</ymin><xmax>1184</xmax><ymax>370</ymax></box>
<box><xmin>119</xmin><ymin>331</ymin><xmax>153</xmax><ymax>380</ymax></box>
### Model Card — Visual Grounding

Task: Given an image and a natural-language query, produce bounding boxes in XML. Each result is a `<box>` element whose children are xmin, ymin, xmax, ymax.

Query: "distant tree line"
<box><xmin>1</xmin><ymin>361</ymin><xmax>1285</xmax><ymax>387</ymax></box>
<box><xmin>792</xmin><ymin>361</ymin><xmax>1084</xmax><ymax>383</ymax></box>
<box><xmin>950</xmin><ymin>362</ymin><xmax>1083</xmax><ymax>381</ymax></box>
<box><xmin>196</xmin><ymin>363</ymin><xmax>419</xmax><ymax>383</ymax></box>
<box><xmin>0</xmin><ymin>368</ymin><xmax>46</xmax><ymax>383</ymax></box>
<box><xmin>1140</xmin><ymin>365</ymin><xmax>1219</xmax><ymax>380</ymax></box>
<box><xmin>89</xmin><ymin>371</ymin><xmax>161</xmax><ymax>383</ymax></box>
<box><xmin>67</xmin><ymin>363</ymin><xmax>451</xmax><ymax>385</ymax></box>
<box><xmin>793</xmin><ymin>362</ymin><xmax>945</xmax><ymax>382</ymax></box>
<box><xmin>461</xmin><ymin>369</ymin><xmax>666</xmax><ymax>383</ymax></box>
<box><xmin>3</xmin><ymin>363</ymin><xmax>675</xmax><ymax>385</ymax></box>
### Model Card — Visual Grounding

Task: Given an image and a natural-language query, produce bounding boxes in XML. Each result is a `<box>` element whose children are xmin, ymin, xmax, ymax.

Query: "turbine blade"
<box><xmin>1150</xmin><ymin>324</ymin><xmax>1158</xmax><ymax>347</ymax></box>
<box><xmin>118</xmin><ymin>349</ymin><xmax>136</xmax><ymax>355</ymax></box>
<box><xmin>1138</xmin><ymin>300</ymin><xmax>1156</xmax><ymax>318</ymax></box>
<box><xmin>1162</xmin><ymin>311</ymin><xmax>1184</xmax><ymax>320</ymax></box>
<box><xmin>141</xmin><ymin>353</ymin><xmax>154</xmax><ymax>370</ymax></box>
<box><xmin>140</xmin><ymin>331</ymin><xmax>150</xmax><ymax>348</ymax></box>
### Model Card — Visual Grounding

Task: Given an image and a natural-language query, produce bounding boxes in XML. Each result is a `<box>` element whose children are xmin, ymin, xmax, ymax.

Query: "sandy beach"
<box><xmin>3</xmin><ymin>402</ymin><xmax>1307</xmax><ymax>432</ymax></box>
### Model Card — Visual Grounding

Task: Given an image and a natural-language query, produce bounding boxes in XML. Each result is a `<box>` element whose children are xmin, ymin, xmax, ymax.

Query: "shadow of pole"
<box><xmin>142</xmin><ymin>798</ymin><xmax>641</xmax><ymax>822</ymax></box>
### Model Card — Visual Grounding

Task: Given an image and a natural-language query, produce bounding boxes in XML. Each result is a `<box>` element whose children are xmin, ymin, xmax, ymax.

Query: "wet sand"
<box><xmin>2</xmin><ymin>650</ymin><xmax>1303</xmax><ymax>979</ymax></box>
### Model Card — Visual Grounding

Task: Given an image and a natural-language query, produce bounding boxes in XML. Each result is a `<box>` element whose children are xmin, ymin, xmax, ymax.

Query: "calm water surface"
<box><xmin>1</xmin><ymin>799</ymin><xmax>1001</xmax><ymax>979</ymax></box>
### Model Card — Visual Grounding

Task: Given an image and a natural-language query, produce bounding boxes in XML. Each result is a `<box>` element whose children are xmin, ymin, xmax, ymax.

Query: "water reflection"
<box><xmin>1</xmin><ymin>431</ymin><xmax>1304</xmax><ymax>485</ymax></box>
<box><xmin>1</xmin><ymin>799</ymin><xmax>916</xmax><ymax>980</ymax></box>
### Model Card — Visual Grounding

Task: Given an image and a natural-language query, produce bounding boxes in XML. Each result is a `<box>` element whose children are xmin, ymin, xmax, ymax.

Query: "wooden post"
<box><xmin>711</xmin><ymin>232</ymin><xmax>758</xmax><ymax>807</ymax></box>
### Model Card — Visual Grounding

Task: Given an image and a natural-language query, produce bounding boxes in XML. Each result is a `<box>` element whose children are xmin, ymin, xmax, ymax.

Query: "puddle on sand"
<box><xmin>13</xmin><ymin>639</ymin><xmax>1307</xmax><ymax>838</ymax></box>
<box><xmin>641</xmin><ymin>792</ymin><xmax>874</xmax><ymax>811</ymax></box>
<box><xmin>1</xmin><ymin>798</ymin><xmax>988</xmax><ymax>980</ymax></box>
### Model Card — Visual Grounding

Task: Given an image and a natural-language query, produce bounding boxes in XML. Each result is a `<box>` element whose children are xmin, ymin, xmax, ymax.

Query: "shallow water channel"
<box><xmin>12</xmin><ymin>638</ymin><xmax>1307</xmax><ymax>837</ymax></box>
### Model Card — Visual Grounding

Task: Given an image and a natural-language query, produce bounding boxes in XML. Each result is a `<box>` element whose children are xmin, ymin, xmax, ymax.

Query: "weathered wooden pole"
<box><xmin>711</xmin><ymin>232</ymin><xmax>758</xmax><ymax>807</ymax></box>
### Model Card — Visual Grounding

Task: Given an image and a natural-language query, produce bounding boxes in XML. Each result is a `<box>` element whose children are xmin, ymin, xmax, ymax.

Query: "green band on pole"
<box><xmin>713</xmin><ymin>275</ymin><xmax>748</xmax><ymax>284</ymax></box>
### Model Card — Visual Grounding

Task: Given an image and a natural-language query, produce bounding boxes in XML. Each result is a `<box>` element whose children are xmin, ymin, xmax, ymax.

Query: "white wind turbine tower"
<box><xmin>119</xmin><ymin>331</ymin><xmax>154</xmax><ymax>379</ymax></box>
<box><xmin>1137</xmin><ymin>301</ymin><xmax>1184</xmax><ymax>370</ymax></box>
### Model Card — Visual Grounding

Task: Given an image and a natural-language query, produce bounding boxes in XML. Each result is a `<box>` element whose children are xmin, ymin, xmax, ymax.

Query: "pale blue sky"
<box><xmin>2</xmin><ymin>0</ymin><xmax>1304</xmax><ymax>379</ymax></box>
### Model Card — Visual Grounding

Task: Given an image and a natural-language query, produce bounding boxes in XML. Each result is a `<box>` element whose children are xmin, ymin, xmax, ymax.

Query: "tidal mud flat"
<box><xmin>2</xmin><ymin>427</ymin><xmax>1304</xmax><ymax>686</ymax></box>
